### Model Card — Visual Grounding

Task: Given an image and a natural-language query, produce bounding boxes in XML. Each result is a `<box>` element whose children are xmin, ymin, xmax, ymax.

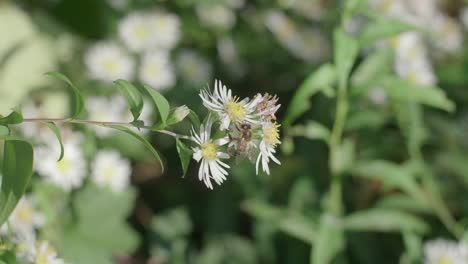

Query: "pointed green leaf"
<box><xmin>359</xmin><ymin>19</ymin><xmax>417</xmax><ymax>46</ymax></box>
<box><xmin>46</xmin><ymin>72</ymin><xmax>84</xmax><ymax>118</ymax></box>
<box><xmin>334</xmin><ymin>29</ymin><xmax>359</xmax><ymax>91</ymax></box>
<box><xmin>311</xmin><ymin>214</ymin><xmax>344</xmax><ymax>264</ymax></box>
<box><xmin>0</xmin><ymin>111</ymin><xmax>23</xmax><ymax>125</ymax></box>
<box><xmin>284</xmin><ymin>64</ymin><xmax>336</xmax><ymax>126</ymax></box>
<box><xmin>351</xmin><ymin>48</ymin><xmax>394</xmax><ymax>89</ymax></box>
<box><xmin>114</xmin><ymin>80</ymin><xmax>144</xmax><ymax>122</ymax></box>
<box><xmin>378</xmin><ymin>76</ymin><xmax>455</xmax><ymax>112</ymax></box>
<box><xmin>142</xmin><ymin>85</ymin><xmax>170</xmax><ymax>127</ymax></box>
<box><xmin>0</xmin><ymin>139</ymin><xmax>34</xmax><ymax>226</ymax></box>
<box><xmin>343</xmin><ymin>208</ymin><xmax>429</xmax><ymax>234</ymax></box>
<box><xmin>188</xmin><ymin>110</ymin><xmax>201</xmax><ymax>131</ymax></box>
<box><xmin>176</xmin><ymin>139</ymin><xmax>192</xmax><ymax>178</ymax></box>
<box><xmin>43</xmin><ymin>122</ymin><xmax>64</xmax><ymax>161</ymax></box>
<box><xmin>105</xmin><ymin>124</ymin><xmax>164</xmax><ymax>172</ymax></box>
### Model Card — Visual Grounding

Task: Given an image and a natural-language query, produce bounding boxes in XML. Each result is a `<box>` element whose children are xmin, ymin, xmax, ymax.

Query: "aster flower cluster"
<box><xmin>424</xmin><ymin>239</ymin><xmax>468</xmax><ymax>264</ymax></box>
<box><xmin>191</xmin><ymin>80</ymin><xmax>281</xmax><ymax>189</ymax></box>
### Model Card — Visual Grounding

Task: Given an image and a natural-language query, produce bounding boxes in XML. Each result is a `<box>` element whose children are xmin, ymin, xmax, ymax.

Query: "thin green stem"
<box><xmin>22</xmin><ymin>118</ymin><xmax>193</xmax><ymax>141</ymax></box>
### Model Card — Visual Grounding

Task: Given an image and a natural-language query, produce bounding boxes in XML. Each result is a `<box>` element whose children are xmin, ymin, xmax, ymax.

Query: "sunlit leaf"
<box><xmin>0</xmin><ymin>139</ymin><xmax>33</xmax><ymax>226</ymax></box>
<box><xmin>114</xmin><ymin>80</ymin><xmax>144</xmax><ymax>122</ymax></box>
<box><xmin>0</xmin><ymin>110</ymin><xmax>22</xmax><ymax>125</ymax></box>
<box><xmin>46</xmin><ymin>72</ymin><xmax>84</xmax><ymax>118</ymax></box>
<box><xmin>142</xmin><ymin>84</ymin><xmax>170</xmax><ymax>128</ymax></box>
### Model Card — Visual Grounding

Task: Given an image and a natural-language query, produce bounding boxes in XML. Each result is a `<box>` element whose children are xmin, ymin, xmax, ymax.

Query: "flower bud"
<box><xmin>167</xmin><ymin>105</ymin><xmax>190</xmax><ymax>125</ymax></box>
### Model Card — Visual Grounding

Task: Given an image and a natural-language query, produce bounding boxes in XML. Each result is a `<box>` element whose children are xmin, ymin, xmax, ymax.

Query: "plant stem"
<box><xmin>22</xmin><ymin>118</ymin><xmax>193</xmax><ymax>141</ymax></box>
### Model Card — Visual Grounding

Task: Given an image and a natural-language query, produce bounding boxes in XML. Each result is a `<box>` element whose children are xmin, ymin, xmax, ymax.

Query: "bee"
<box><xmin>229</xmin><ymin>123</ymin><xmax>258</xmax><ymax>162</ymax></box>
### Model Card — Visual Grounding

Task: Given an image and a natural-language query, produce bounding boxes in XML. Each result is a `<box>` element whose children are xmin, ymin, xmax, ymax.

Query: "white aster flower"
<box><xmin>424</xmin><ymin>239</ymin><xmax>468</xmax><ymax>264</ymax></box>
<box><xmin>118</xmin><ymin>12</ymin><xmax>153</xmax><ymax>52</ymax></box>
<box><xmin>191</xmin><ymin>117</ymin><xmax>230</xmax><ymax>190</ymax></box>
<box><xmin>35</xmin><ymin>137</ymin><xmax>86</xmax><ymax>192</ymax></box>
<box><xmin>91</xmin><ymin>150</ymin><xmax>132</xmax><ymax>192</ymax></box>
<box><xmin>86</xmin><ymin>95</ymin><xmax>128</xmax><ymax>137</ymax></box>
<box><xmin>176</xmin><ymin>50</ymin><xmax>212</xmax><ymax>85</ymax></box>
<box><xmin>34</xmin><ymin>241</ymin><xmax>66</xmax><ymax>264</ymax></box>
<box><xmin>256</xmin><ymin>122</ymin><xmax>281</xmax><ymax>175</ymax></box>
<box><xmin>1</xmin><ymin>196</ymin><xmax>44</xmax><ymax>238</ymax></box>
<box><xmin>139</xmin><ymin>51</ymin><xmax>175</xmax><ymax>91</ymax></box>
<box><xmin>430</xmin><ymin>14</ymin><xmax>463</xmax><ymax>54</ymax></box>
<box><xmin>200</xmin><ymin>80</ymin><xmax>261</xmax><ymax>130</ymax></box>
<box><xmin>84</xmin><ymin>41</ymin><xmax>135</xmax><ymax>82</ymax></box>
<box><xmin>147</xmin><ymin>11</ymin><xmax>181</xmax><ymax>50</ymax></box>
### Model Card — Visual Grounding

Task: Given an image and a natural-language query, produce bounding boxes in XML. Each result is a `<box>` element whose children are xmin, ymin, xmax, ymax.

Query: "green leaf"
<box><xmin>284</xmin><ymin>64</ymin><xmax>336</xmax><ymax>126</ymax></box>
<box><xmin>0</xmin><ymin>126</ymin><xmax>10</xmax><ymax>137</ymax></box>
<box><xmin>242</xmin><ymin>200</ymin><xmax>316</xmax><ymax>244</ymax></box>
<box><xmin>351</xmin><ymin>48</ymin><xmax>394</xmax><ymax>89</ymax></box>
<box><xmin>378</xmin><ymin>76</ymin><xmax>455</xmax><ymax>112</ymax></box>
<box><xmin>142</xmin><ymin>85</ymin><xmax>170</xmax><ymax>128</ymax></box>
<box><xmin>46</xmin><ymin>72</ymin><xmax>84</xmax><ymax>118</ymax></box>
<box><xmin>359</xmin><ymin>18</ymin><xmax>416</xmax><ymax>46</ymax></box>
<box><xmin>352</xmin><ymin>160</ymin><xmax>426</xmax><ymax>203</ymax></box>
<box><xmin>188</xmin><ymin>110</ymin><xmax>201</xmax><ymax>131</ymax></box>
<box><xmin>61</xmin><ymin>185</ymin><xmax>139</xmax><ymax>264</ymax></box>
<box><xmin>114</xmin><ymin>80</ymin><xmax>144</xmax><ymax>122</ymax></box>
<box><xmin>151</xmin><ymin>207</ymin><xmax>192</xmax><ymax>241</ymax></box>
<box><xmin>376</xmin><ymin>194</ymin><xmax>432</xmax><ymax>214</ymax></box>
<box><xmin>289</xmin><ymin>121</ymin><xmax>331</xmax><ymax>143</ymax></box>
<box><xmin>0</xmin><ymin>139</ymin><xmax>33</xmax><ymax>226</ymax></box>
<box><xmin>334</xmin><ymin>29</ymin><xmax>359</xmax><ymax>91</ymax></box>
<box><xmin>343</xmin><ymin>208</ymin><xmax>429</xmax><ymax>234</ymax></box>
<box><xmin>330</xmin><ymin>138</ymin><xmax>355</xmax><ymax>175</ymax></box>
<box><xmin>311</xmin><ymin>214</ymin><xmax>344</xmax><ymax>264</ymax></box>
<box><xmin>0</xmin><ymin>249</ymin><xmax>16</xmax><ymax>264</ymax></box>
<box><xmin>0</xmin><ymin>111</ymin><xmax>22</xmax><ymax>125</ymax></box>
<box><xmin>43</xmin><ymin>122</ymin><xmax>64</xmax><ymax>161</ymax></box>
<box><xmin>105</xmin><ymin>124</ymin><xmax>164</xmax><ymax>172</ymax></box>
<box><xmin>176</xmin><ymin>139</ymin><xmax>192</xmax><ymax>178</ymax></box>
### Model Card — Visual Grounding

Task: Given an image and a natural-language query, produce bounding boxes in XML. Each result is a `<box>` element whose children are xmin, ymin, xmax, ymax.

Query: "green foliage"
<box><xmin>61</xmin><ymin>185</ymin><xmax>138</xmax><ymax>264</ymax></box>
<box><xmin>43</xmin><ymin>122</ymin><xmax>64</xmax><ymax>161</ymax></box>
<box><xmin>46</xmin><ymin>72</ymin><xmax>84</xmax><ymax>118</ymax></box>
<box><xmin>176</xmin><ymin>139</ymin><xmax>192</xmax><ymax>178</ymax></box>
<box><xmin>311</xmin><ymin>214</ymin><xmax>345</xmax><ymax>264</ymax></box>
<box><xmin>114</xmin><ymin>80</ymin><xmax>144</xmax><ymax>122</ymax></box>
<box><xmin>0</xmin><ymin>139</ymin><xmax>33</xmax><ymax>226</ymax></box>
<box><xmin>0</xmin><ymin>111</ymin><xmax>22</xmax><ymax>125</ymax></box>
<box><xmin>358</xmin><ymin>18</ymin><xmax>416</xmax><ymax>46</ymax></box>
<box><xmin>142</xmin><ymin>84</ymin><xmax>170</xmax><ymax>128</ymax></box>
<box><xmin>333</xmin><ymin>29</ymin><xmax>359</xmax><ymax>91</ymax></box>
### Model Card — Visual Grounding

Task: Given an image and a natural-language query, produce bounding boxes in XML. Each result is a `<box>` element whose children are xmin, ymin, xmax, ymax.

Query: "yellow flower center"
<box><xmin>437</xmin><ymin>256</ymin><xmax>453</xmax><ymax>264</ymax></box>
<box><xmin>36</xmin><ymin>243</ymin><xmax>56</xmax><ymax>264</ymax></box>
<box><xmin>146</xmin><ymin>63</ymin><xmax>162</xmax><ymax>76</ymax></box>
<box><xmin>264</xmin><ymin>123</ymin><xmax>280</xmax><ymax>146</ymax></box>
<box><xmin>134</xmin><ymin>25</ymin><xmax>148</xmax><ymax>40</ymax></box>
<box><xmin>57</xmin><ymin>159</ymin><xmax>72</xmax><ymax>173</ymax></box>
<box><xmin>17</xmin><ymin>206</ymin><xmax>33</xmax><ymax>223</ymax></box>
<box><xmin>201</xmin><ymin>141</ymin><xmax>218</xmax><ymax>161</ymax></box>
<box><xmin>224</xmin><ymin>98</ymin><xmax>246</xmax><ymax>123</ymax></box>
<box><xmin>104</xmin><ymin>60</ymin><xmax>118</xmax><ymax>74</ymax></box>
<box><xmin>104</xmin><ymin>167</ymin><xmax>114</xmax><ymax>180</ymax></box>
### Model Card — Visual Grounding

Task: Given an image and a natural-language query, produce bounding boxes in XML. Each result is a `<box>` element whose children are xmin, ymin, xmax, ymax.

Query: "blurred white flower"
<box><xmin>280</xmin><ymin>0</ymin><xmax>326</xmax><ymax>21</ymax></box>
<box><xmin>393</xmin><ymin>33</ymin><xmax>436</xmax><ymax>86</ymax></box>
<box><xmin>460</xmin><ymin>6</ymin><xmax>468</xmax><ymax>30</ymax></box>
<box><xmin>84</xmin><ymin>41</ymin><xmax>135</xmax><ymax>82</ymax></box>
<box><xmin>35</xmin><ymin>135</ymin><xmax>86</xmax><ymax>192</ymax></box>
<box><xmin>118</xmin><ymin>12</ymin><xmax>153</xmax><ymax>52</ymax></box>
<box><xmin>86</xmin><ymin>95</ymin><xmax>127</xmax><ymax>137</ymax></box>
<box><xmin>91</xmin><ymin>150</ymin><xmax>131</xmax><ymax>192</ymax></box>
<box><xmin>256</xmin><ymin>122</ymin><xmax>281</xmax><ymax>175</ymax></box>
<box><xmin>225</xmin><ymin>0</ymin><xmax>245</xmax><ymax>9</ymax></box>
<box><xmin>176</xmin><ymin>50</ymin><xmax>212</xmax><ymax>85</ymax></box>
<box><xmin>106</xmin><ymin>0</ymin><xmax>129</xmax><ymax>10</ymax></box>
<box><xmin>34</xmin><ymin>241</ymin><xmax>66</xmax><ymax>264</ymax></box>
<box><xmin>200</xmin><ymin>80</ymin><xmax>261</xmax><ymax>130</ymax></box>
<box><xmin>139</xmin><ymin>51</ymin><xmax>175</xmax><ymax>91</ymax></box>
<box><xmin>368</xmin><ymin>87</ymin><xmax>388</xmax><ymax>105</ymax></box>
<box><xmin>430</xmin><ymin>14</ymin><xmax>463</xmax><ymax>54</ymax></box>
<box><xmin>217</xmin><ymin>36</ymin><xmax>246</xmax><ymax>78</ymax></box>
<box><xmin>147</xmin><ymin>11</ymin><xmax>181</xmax><ymax>50</ymax></box>
<box><xmin>196</xmin><ymin>3</ymin><xmax>236</xmax><ymax>31</ymax></box>
<box><xmin>424</xmin><ymin>239</ymin><xmax>468</xmax><ymax>264</ymax></box>
<box><xmin>191</xmin><ymin>117</ymin><xmax>230</xmax><ymax>189</ymax></box>
<box><xmin>0</xmin><ymin>196</ymin><xmax>44</xmax><ymax>238</ymax></box>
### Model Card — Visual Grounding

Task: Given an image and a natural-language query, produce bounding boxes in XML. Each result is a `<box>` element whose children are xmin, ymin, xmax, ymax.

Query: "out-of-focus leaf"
<box><xmin>195</xmin><ymin>235</ymin><xmax>257</xmax><ymax>264</ymax></box>
<box><xmin>311</xmin><ymin>214</ymin><xmax>344</xmax><ymax>264</ymax></box>
<box><xmin>0</xmin><ymin>126</ymin><xmax>9</xmax><ymax>137</ymax></box>
<box><xmin>394</xmin><ymin>102</ymin><xmax>426</xmax><ymax>158</ymax></box>
<box><xmin>351</xmin><ymin>48</ymin><xmax>393</xmax><ymax>88</ymax></box>
<box><xmin>46</xmin><ymin>72</ymin><xmax>84</xmax><ymax>118</ymax></box>
<box><xmin>344</xmin><ymin>0</ymin><xmax>367</xmax><ymax>20</ymax></box>
<box><xmin>242</xmin><ymin>200</ymin><xmax>316</xmax><ymax>244</ymax></box>
<box><xmin>0</xmin><ymin>139</ymin><xmax>33</xmax><ymax>226</ymax></box>
<box><xmin>0</xmin><ymin>110</ymin><xmax>22</xmax><ymax>125</ymax></box>
<box><xmin>352</xmin><ymin>160</ymin><xmax>426</xmax><ymax>203</ymax></box>
<box><xmin>376</xmin><ymin>194</ymin><xmax>431</xmax><ymax>214</ymax></box>
<box><xmin>61</xmin><ymin>185</ymin><xmax>139</xmax><ymax>264</ymax></box>
<box><xmin>0</xmin><ymin>249</ymin><xmax>16</xmax><ymax>264</ymax></box>
<box><xmin>436</xmin><ymin>152</ymin><xmax>468</xmax><ymax>186</ymax></box>
<box><xmin>378</xmin><ymin>76</ymin><xmax>455</xmax><ymax>112</ymax></box>
<box><xmin>142</xmin><ymin>84</ymin><xmax>170</xmax><ymax>128</ymax></box>
<box><xmin>151</xmin><ymin>207</ymin><xmax>192</xmax><ymax>241</ymax></box>
<box><xmin>43</xmin><ymin>122</ymin><xmax>64</xmax><ymax>161</ymax></box>
<box><xmin>114</xmin><ymin>80</ymin><xmax>144</xmax><ymax>122</ymax></box>
<box><xmin>289</xmin><ymin>121</ymin><xmax>330</xmax><ymax>143</ymax></box>
<box><xmin>176</xmin><ymin>139</ymin><xmax>192</xmax><ymax>178</ymax></box>
<box><xmin>401</xmin><ymin>231</ymin><xmax>422</xmax><ymax>263</ymax></box>
<box><xmin>343</xmin><ymin>208</ymin><xmax>429</xmax><ymax>234</ymax></box>
<box><xmin>358</xmin><ymin>18</ymin><xmax>416</xmax><ymax>46</ymax></box>
<box><xmin>330</xmin><ymin>138</ymin><xmax>355</xmax><ymax>175</ymax></box>
<box><xmin>334</xmin><ymin>29</ymin><xmax>359</xmax><ymax>90</ymax></box>
<box><xmin>105</xmin><ymin>124</ymin><xmax>164</xmax><ymax>172</ymax></box>
<box><xmin>346</xmin><ymin>109</ymin><xmax>388</xmax><ymax>131</ymax></box>
<box><xmin>284</xmin><ymin>64</ymin><xmax>336</xmax><ymax>126</ymax></box>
